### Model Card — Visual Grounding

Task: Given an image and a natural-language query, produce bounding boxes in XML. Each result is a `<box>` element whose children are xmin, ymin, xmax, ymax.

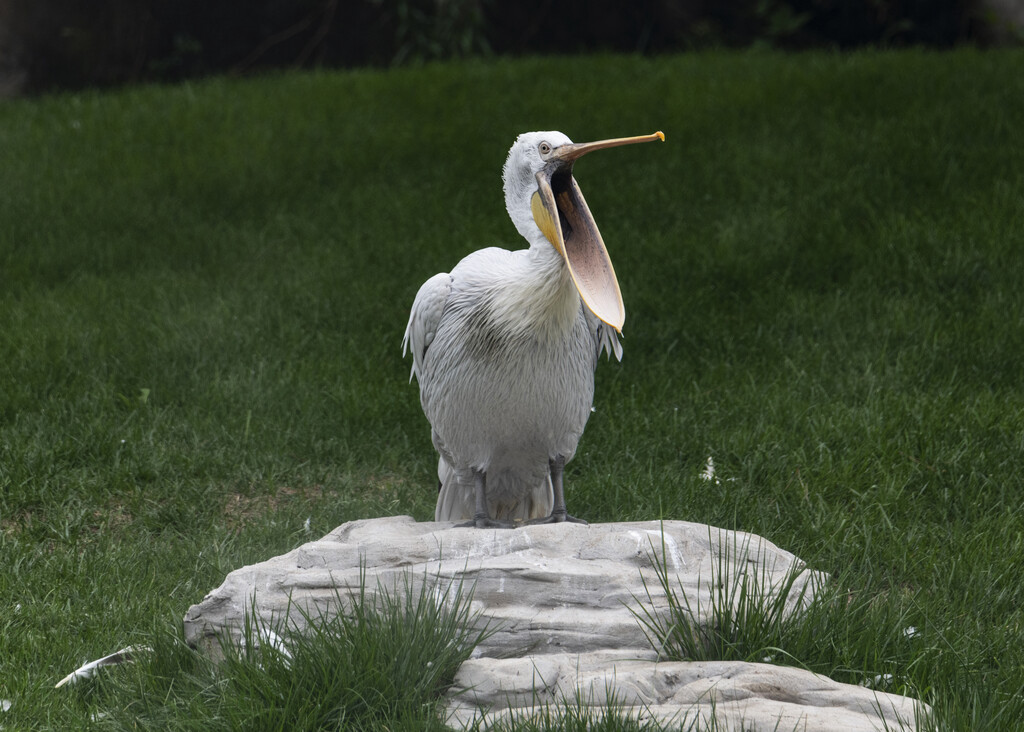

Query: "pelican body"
<box><xmin>404</xmin><ymin>130</ymin><xmax>663</xmax><ymax>527</ymax></box>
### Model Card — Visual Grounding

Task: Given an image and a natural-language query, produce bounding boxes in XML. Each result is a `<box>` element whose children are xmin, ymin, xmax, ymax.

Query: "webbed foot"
<box><xmin>528</xmin><ymin>456</ymin><xmax>587</xmax><ymax>526</ymax></box>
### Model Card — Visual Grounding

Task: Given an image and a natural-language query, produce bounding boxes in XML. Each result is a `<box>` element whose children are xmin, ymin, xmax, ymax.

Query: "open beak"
<box><xmin>530</xmin><ymin>131</ymin><xmax>664</xmax><ymax>332</ymax></box>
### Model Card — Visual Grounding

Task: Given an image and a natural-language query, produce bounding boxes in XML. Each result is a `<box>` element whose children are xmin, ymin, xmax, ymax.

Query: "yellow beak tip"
<box><xmin>655</xmin><ymin>131</ymin><xmax>665</xmax><ymax>142</ymax></box>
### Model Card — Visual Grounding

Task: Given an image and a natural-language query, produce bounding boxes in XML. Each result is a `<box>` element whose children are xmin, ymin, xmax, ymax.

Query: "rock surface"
<box><xmin>183</xmin><ymin>516</ymin><xmax>926</xmax><ymax>730</ymax></box>
<box><xmin>446</xmin><ymin>651</ymin><xmax>922</xmax><ymax>731</ymax></box>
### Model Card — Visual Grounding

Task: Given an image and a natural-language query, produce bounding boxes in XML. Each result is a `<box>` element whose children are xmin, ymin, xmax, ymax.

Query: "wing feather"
<box><xmin>583</xmin><ymin>308</ymin><xmax>623</xmax><ymax>363</ymax></box>
<box><xmin>402</xmin><ymin>272</ymin><xmax>453</xmax><ymax>381</ymax></box>
<box><xmin>597</xmin><ymin>322</ymin><xmax>623</xmax><ymax>362</ymax></box>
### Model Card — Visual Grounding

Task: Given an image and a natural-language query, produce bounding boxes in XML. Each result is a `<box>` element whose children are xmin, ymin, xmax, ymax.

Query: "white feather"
<box><xmin>54</xmin><ymin>645</ymin><xmax>150</xmax><ymax>688</ymax></box>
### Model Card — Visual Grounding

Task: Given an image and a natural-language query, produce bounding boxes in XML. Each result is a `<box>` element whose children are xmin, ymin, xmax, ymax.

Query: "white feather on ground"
<box><xmin>54</xmin><ymin>645</ymin><xmax>151</xmax><ymax>688</ymax></box>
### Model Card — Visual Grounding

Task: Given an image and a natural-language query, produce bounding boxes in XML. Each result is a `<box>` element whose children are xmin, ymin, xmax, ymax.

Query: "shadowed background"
<box><xmin>0</xmin><ymin>0</ymin><xmax>1020</xmax><ymax>95</ymax></box>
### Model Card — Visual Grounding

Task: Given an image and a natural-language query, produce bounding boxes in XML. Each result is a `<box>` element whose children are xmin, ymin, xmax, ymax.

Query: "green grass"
<box><xmin>634</xmin><ymin>533</ymin><xmax>927</xmax><ymax>722</ymax></box>
<box><xmin>90</xmin><ymin>572</ymin><xmax>488</xmax><ymax>731</ymax></box>
<box><xmin>1</xmin><ymin>48</ymin><xmax>1023</xmax><ymax>729</ymax></box>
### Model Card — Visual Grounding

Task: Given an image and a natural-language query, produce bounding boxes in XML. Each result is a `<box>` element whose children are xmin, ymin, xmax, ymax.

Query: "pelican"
<box><xmin>403</xmin><ymin>130</ymin><xmax>664</xmax><ymax>528</ymax></box>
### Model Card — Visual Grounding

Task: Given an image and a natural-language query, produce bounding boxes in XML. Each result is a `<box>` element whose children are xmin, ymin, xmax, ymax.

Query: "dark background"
<box><xmin>0</xmin><ymin>0</ymin><xmax>1016</xmax><ymax>95</ymax></box>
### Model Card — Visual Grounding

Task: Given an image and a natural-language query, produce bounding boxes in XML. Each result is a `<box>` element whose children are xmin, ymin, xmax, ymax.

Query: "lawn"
<box><xmin>1</xmin><ymin>49</ymin><xmax>1023</xmax><ymax>729</ymax></box>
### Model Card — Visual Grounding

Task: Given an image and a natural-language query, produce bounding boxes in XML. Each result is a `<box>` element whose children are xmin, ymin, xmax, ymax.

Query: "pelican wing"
<box><xmin>587</xmin><ymin>309</ymin><xmax>623</xmax><ymax>362</ymax></box>
<box><xmin>402</xmin><ymin>272</ymin><xmax>453</xmax><ymax>381</ymax></box>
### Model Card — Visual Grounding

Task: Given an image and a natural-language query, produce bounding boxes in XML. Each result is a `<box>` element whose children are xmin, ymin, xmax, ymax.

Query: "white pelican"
<box><xmin>403</xmin><ymin>130</ymin><xmax>664</xmax><ymax>528</ymax></box>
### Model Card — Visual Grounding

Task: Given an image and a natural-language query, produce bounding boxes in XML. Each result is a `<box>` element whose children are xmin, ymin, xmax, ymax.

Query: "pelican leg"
<box><xmin>457</xmin><ymin>469</ymin><xmax>514</xmax><ymax>529</ymax></box>
<box><xmin>529</xmin><ymin>456</ymin><xmax>588</xmax><ymax>525</ymax></box>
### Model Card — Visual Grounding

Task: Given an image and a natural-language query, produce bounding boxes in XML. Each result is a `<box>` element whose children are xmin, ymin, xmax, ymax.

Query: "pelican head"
<box><xmin>501</xmin><ymin>130</ymin><xmax>664</xmax><ymax>332</ymax></box>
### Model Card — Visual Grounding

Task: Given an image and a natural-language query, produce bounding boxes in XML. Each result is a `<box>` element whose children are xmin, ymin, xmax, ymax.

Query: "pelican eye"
<box><xmin>538</xmin><ymin>142</ymin><xmax>552</xmax><ymax>156</ymax></box>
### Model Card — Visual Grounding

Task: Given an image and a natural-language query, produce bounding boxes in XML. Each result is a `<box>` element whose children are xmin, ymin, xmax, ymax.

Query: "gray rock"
<box><xmin>445</xmin><ymin>651</ymin><xmax>923</xmax><ymax>731</ymax></box>
<box><xmin>184</xmin><ymin>516</ymin><xmax>816</xmax><ymax>660</ymax></box>
<box><xmin>183</xmin><ymin>516</ymin><xmax>927</xmax><ymax>730</ymax></box>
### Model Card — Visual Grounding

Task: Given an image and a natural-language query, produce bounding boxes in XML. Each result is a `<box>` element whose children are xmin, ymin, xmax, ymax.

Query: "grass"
<box><xmin>1</xmin><ymin>48</ymin><xmax>1023</xmax><ymax>729</ymax></box>
<box><xmin>82</xmin><ymin>571</ymin><xmax>487</xmax><ymax>731</ymax></box>
<box><xmin>633</xmin><ymin>532</ymin><xmax>928</xmax><ymax>724</ymax></box>
<box><xmin>632</xmin><ymin>533</ymin><xmax>821</xmax><ymax>667</ymax></box>
<box><xmin>485</xmin><ymin>691</ymin><xmax>714</xmax><ymax>732</ymax></box>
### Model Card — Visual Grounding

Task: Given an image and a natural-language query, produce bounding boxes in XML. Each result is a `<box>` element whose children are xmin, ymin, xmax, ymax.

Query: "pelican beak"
<box><xmin>530</xmin><ymin>131</ymin><xmax>664</xmax><ymax>332</ymax></box>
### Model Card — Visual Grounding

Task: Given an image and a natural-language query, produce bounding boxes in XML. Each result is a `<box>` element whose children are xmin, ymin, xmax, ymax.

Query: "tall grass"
<box><xmin>632</xmin><ymin>533</ymin><xmax>816</xmax><ymax>665</ymax></box>
<box><xmin>88</xmin><ymin>572</ymin><xmax>489</xmax><ymax>731</ymax></box>
<box><xmin>633</xmin><ymin>533</ymin><xmax>927</xmax><ymax>705</ymax></box>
